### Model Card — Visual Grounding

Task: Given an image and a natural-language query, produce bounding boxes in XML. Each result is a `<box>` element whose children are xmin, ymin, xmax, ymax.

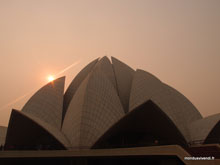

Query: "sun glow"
<box><xmin>48</xmin><ymin>75</ymin><xmax>55</xmax><ymax>82</ymax></box>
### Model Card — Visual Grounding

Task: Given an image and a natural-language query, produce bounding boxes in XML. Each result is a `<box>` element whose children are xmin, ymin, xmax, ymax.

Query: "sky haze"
<box><xmin>0</xmin><ymin>0</ymin><xmax>220</xmax><ymax>126</ymax></box>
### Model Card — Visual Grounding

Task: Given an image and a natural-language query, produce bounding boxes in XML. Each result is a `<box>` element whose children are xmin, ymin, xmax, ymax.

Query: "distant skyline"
<box><xmin>0</xmin><ymin>0</ymin><xmax>220</xmax><ymax>126</ymax></box>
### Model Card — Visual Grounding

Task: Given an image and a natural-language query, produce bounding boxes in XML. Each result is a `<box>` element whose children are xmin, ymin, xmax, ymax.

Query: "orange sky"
<box><xmin>0</xmin><ymin>0</ymin><xmax>220</xmax><ymax>126</ymax></box>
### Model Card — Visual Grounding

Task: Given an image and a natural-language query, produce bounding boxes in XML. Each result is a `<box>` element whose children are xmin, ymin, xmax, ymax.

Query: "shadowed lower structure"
<box><xmin>5</xmin><ymin>109</ymin><xmax>69</xmax><ymax>150</ymax></box>
<box><xmin>92</xmin><ymin>100</ymin><xmax>187</xmax><ymax>149</ymax></box>
<box><xmin>0</xmin><ymin>126</ymin><xmax>7</xmax><ymax>146</ymax></box>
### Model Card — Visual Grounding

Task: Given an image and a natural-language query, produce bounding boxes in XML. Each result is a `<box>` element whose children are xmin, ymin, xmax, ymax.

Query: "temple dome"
<box><xmin>3</xmin><ymin>56</ymin><xmax>219</xmax><ymax>150</ymax></box>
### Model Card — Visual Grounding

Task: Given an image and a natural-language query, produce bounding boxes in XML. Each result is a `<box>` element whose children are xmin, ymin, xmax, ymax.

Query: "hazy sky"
<box><xmin>0</xmin><ymin>0</ymin><xmax>220</xmax><ymax>126</ymax></box>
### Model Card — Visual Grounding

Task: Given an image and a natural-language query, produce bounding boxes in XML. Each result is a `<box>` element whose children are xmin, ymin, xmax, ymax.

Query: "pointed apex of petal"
<box><xmin>111</xmin><ymin>56</ymin><xmax>135</xmax><ymax>113</ymax></box>
<box><xmin>94</xmin><ymin>56</ymin><xmax>117</xmax><ymax>89</ymax></box>
<box><xmin>22</xmin><ymin>77</ymin><xmax>65</xmax><ymax>129</ymax></box>
<box><xmin>63</xmin><ymin>58</ymin><xmax>99</xmax><ymax>120</ymax></box>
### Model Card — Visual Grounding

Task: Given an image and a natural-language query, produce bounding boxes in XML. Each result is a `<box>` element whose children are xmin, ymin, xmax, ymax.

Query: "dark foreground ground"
<box><xmin>0</xmin><ymin>145</ymin><xmax>219</xmax><ymax>165</ymax></box>
<box><xmin>0</xmin><ymin>156</ymin><xmax>183</xmax><ymax>165</ymax></box>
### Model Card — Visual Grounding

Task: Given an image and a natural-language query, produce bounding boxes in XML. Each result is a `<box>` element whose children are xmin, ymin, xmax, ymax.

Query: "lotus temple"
<box><xmin>0</xmin><ymin>57</ymin><xmax>220</xmax><ymax>165</ymax></box>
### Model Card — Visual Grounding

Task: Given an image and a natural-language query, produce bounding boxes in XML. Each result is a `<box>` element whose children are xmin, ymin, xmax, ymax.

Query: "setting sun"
<box><xmin>48</xmin><ymin>75</ymin><xmax>55</xmax><ymax>82</ymax></box>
